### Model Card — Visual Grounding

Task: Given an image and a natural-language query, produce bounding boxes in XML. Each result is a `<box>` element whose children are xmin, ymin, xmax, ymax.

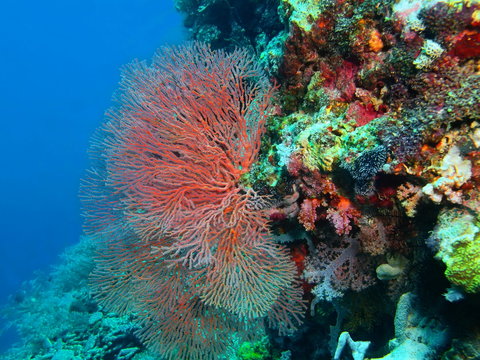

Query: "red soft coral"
<box><xmin>326</xmin><ymin>196</ymin><xmax>361</xmax><ymax>235</ymax></box>
<box><xmin>299</xmin><ymin>198</ymin><xmax>322</xmax><ymax>231</ymax></box>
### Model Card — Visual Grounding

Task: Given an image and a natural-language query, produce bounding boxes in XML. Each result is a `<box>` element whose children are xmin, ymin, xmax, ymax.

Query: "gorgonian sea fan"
<box><xmin>81</xmin><ymin>42</ymin><xmax>305</xmax><ymax>359</ymax></box>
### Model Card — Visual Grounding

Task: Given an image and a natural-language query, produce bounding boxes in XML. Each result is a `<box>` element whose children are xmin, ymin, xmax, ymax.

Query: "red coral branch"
<box><xmin>82</xmin><ymin>43</ymin><xmax>305</xmax><ymax>359</ymax></box>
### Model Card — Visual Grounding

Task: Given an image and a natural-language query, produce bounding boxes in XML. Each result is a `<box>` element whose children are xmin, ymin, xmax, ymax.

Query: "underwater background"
<box><xmin>0</xmin><ymin>0</ymin><xmax>184</xmax><ymax>351</ymax></box>
<box><xmin>1</xmin><ymin>0</ymin><xmax>480</xmax><ymax>359</ymax></box>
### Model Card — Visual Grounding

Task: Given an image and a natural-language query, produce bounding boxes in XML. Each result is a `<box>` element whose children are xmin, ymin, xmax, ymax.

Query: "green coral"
<box><xmin>280</xmin><ymin>0</ymin><xmax>334</xmax><ymax>32</ymax></box>
<box><xmin>444</xmin><ymin>233</ymin><xmax>480</xmax><ymax>293</ymax></box>
<box><xmin>237</xmin><ymin>336</ymin><xmax>271</xmax><ymax>360</ymax></box>
<box><xmin>303</xmin><ymin>72</ymin><xmax>334</xmax><ymax>111</ymax></box>
<box><xmin>440</xmin><ymin>0</ymin><xmax>480</xmax><ymax>11</ymax></box>
<box><xmin>294</xmin><ymin>109</ymin><xmax>346</xmax><ymax>171</ymax></box>
<box><xmin>433</xmin><ymin>209</ymin><xmax>480</xmax><ymax>293</ymax></box>
<box><xmin>243</xmin><ymin>148</ymin><xmax>283</xmax><ymax>187</ymax></box>
<box><xmin>338</xmin><ymin>117</ymin><xmax>383</xmax><ymax>162</ymax></box>
<box><xmin>248</xmin><ymin>104</ymin><xmax>384</xmax><ymax>188</ymax></box>
<box><xmin>270</xmin><ymin>107</ymin><xmax>352</xmax><ymax>172</ymax></box>
<box><xmin>259</xmin><ymin>31</ymin><xmax>289</xmax><ymax>76</ymax></box>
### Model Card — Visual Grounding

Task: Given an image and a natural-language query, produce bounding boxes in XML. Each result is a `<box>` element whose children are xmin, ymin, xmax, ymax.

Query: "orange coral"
<box><xmin>397</xmin><ymin>182</ymin><xmax>423</xmax><ymax>217</ymax></box>
<box><xmin>368</xmin><ymin>29</ymin><xmax>384</xmax><ymax>52</ymax></box>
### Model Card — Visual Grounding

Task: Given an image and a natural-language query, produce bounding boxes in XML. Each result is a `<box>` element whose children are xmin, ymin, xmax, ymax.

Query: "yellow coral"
<box><xmin>281</xmin><ymin>0</ymin><xmax>323</xmax><ymax>32</ymax></box>
<box><xmin>433</xmin><ymin>209</ymin><xmax>480</xmax><ymax>293</ymax></box>
<box><xmin>440</xmin><ymin>0</ymin><xmax>480</xmax><ymax>11</ymax></box>
<box><xmin>445</xmin><ymin>233</ymin><xmax>480</xmax><ymax>293</ymax></box>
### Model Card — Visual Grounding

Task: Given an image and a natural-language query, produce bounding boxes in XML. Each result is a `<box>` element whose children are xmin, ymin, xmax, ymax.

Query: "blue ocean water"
<box><xmin>0</xmin><ymin>0</ymin><xmax>184</xmax><ymax>350</ymax></box>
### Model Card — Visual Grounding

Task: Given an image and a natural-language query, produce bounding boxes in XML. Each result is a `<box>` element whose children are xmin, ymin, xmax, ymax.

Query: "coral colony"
<box><xmin>3</xmin><ymin>0</ymin><xmax>480</xmax><ymax>359</ymax></box>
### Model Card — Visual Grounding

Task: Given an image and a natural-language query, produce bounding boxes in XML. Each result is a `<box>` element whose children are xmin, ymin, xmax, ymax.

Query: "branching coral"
<box><xmin>397</xmin><ymin>182</ymin><xmax>423</xmax><ymax>217</ymax></box>
<box><xmin>326</xmin><ymin>196</ymin><xmax>361</xmax><ymax>236</ymax></box>
<box><xmin>299</xmin><ymin>198</ymin><xmax>322</xmax><ymax>231</ymax></box>
<box><xmin>82</xmin><ymin>43</ymin><xmax>305</xmax><ymax>359</ymax></box>
<box><xmin>303</xmin><ymin>236</ymin><xmax>376</xmax><ymax>312</ymax></box>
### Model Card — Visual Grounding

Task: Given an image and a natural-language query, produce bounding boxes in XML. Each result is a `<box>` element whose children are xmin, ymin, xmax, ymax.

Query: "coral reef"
<box><xmin>0</xmin><ymin>238</ymin><xmax>154</xmax><ymax>360</ymax></box>
<box><xmin>0</xmin><ymin>238</ymin><xmax>284</xmax><ymax>360</ymax></box>
<box><xmin>174</xmin><ymin>0</ymin><xmax>283</xmax><ymax>53</ymax></box>
<box><xmin>3</xmin><ymin>0</ymin><xmax>480</xmax><ymax>359</ymax></box>
<box><xmin>248</xmin><ymin>0</ymin><xmax>480</xmax><ymax>357</ymax></box>
<box><xmin>303</xmin><ymin>236</ymin><xmax>376</xmax><ymax>307</ymax></box>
